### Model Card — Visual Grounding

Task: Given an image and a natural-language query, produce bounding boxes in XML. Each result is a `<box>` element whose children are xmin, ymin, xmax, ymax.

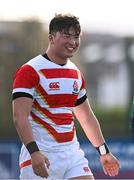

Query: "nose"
<box><xmin>69</xmin><ymin>37</ymin><xmax>76</xmax><ymax>45</ymax></box>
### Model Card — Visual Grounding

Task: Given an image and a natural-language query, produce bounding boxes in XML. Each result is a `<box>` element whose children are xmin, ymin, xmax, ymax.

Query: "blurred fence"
<box><xmin>0</xmin><ymin>139</ymin><xmax>20</xmax><ymax>179</ymax></box>
<box><xmin>0</xmin><ymin>138</ymin><xmax>134</xmax><ymax>179</ymax></box>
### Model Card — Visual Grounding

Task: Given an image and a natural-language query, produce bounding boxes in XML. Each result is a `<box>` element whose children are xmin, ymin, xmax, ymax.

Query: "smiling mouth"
<box><xmin>66</xmin><ymin>47</ymin><xmax>76</xmax><ymax>52</ymax></box>
<box><xmin>68</xmin><ymin>47</ymin><xmax>74</xmax><ymax>50</ymax></box>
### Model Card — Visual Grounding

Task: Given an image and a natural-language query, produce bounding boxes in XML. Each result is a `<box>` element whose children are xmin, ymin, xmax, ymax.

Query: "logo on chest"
<box><xmin>72</xmin><ymin>80</ymin><xmax>79</xmax><ymax>94</ymax></box>
<box><xmin>49</xmin><ymin>82</ymin><xmax>60</xmax><ymax>90</ymax></box>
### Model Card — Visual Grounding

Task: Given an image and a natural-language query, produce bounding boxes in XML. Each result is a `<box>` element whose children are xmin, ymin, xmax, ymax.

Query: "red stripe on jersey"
<box><xmin>13</xmin><ymin>65</ymin><xmax>39</xmax><ymax>88</ymax></box>
<box><xmin>33</xmin><ymin>100</ymin><xmax>73</xmax><ymax>125</ymax></box>
<box><xmin>31</xmin><ymin>112</ymin><xmax>75</xmax><ymax>143</ymax></box>
<box><xmin>40</xmin><ymin>69</ymin><xmax>78</xmax><ymax>79</ymax></box>
<box><xmin>37</xmin><ymin>85</ymin><xmax>78</xmax><ymax>107</ymax></box>
<box><xmin>20</xmin><ymin>159</ymin><xmax>31</xmax><ymax>169</ymax></box>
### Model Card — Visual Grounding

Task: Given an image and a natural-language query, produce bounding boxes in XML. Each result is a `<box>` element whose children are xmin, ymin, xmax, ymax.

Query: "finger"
<box><xmin>103</xmin><ymin>167</ymin><xmax>108</xmax><ymax>175</ymax></box>
<box><xmin>41</xmin><ymin>165</ymin><xmax>49</xmax><ymax>178</ymax></box>
<box><xmin>106</xmin><ymin>167</ymin><xmax>115</xmax><ymax>176</ymax></box>
<box><xmin>34</xmin><ymin>168</ymin><xmax>49</xmax><ymax>178</ymax></box>
<box><xmin>45</xmin><ymin>158</ymin><xmax>50</xmax><ymax>168</ymax></box>
<box><xmin>104</xmin><ymin>162</ymin><xmax>120</xmax><ymax>177</ymax></box>
<box><xmin>33</xmin><ymin>165</ymin><xmax>49</xmax><ymax>178</ymax></box>
<box><xmin>104</xmin><ymin>166</ymin><xmax>113</xmax><ymax>176</ymax></box>
<box><xmin>112</xmin><ymin>163</ymin><xmax>120</xmax><ymax>176</ymax></box>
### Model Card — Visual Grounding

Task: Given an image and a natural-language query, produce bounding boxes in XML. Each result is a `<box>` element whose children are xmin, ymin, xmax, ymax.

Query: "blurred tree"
<box><xmin>0</xmin><ymin>20</ymin><xmax>48</xmax><ymax>137</ymax></box>
<box><xmin>124</xmin><ymin>37</ymin><xmax>134</xmax><ymax>107</ymax></box>
<box><xmin>124</xmin><ymin>37</ymin><xmax>134</xmax><ymax>136</ymax></box>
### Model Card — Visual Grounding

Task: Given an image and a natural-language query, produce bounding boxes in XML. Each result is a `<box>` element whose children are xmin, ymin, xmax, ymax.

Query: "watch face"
<box><xmin>100</xmin><ymin>144</ymin><xmax>107</xmax><ymax>155</ymax></box>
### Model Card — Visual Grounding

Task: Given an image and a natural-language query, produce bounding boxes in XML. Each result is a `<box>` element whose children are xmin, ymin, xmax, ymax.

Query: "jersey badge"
<box><xmin>72</xmin><ymin>80</ymin><xmax>78</xmax><ymax>94</ymax></box>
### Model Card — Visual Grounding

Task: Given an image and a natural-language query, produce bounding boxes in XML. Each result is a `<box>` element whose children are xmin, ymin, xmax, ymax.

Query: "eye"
<box><xmin>74</xmin><ymin>33</ymin><xmax>80</xmax><ymax>39</ymax></box>
<box><xmin>74</xmin><ymin>36</ymin><xmax>79</xmax><ymax>39</ymax></box>
<box><xmin>63</xmin><ymin>34</ymin><xmax>70</xmax><ymax>38</ymax></box>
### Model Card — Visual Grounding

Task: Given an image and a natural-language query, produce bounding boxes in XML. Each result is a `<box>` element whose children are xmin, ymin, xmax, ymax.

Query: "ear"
<box><xmin>48</xmin><ymin>34</ymin><xmax>54</xmax><ymax>44</ymax></box>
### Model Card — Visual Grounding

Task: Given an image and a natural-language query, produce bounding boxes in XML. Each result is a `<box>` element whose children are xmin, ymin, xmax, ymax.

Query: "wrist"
<box><xmin>26</xmin><ymin>141</ymin><xmax>40</xmax><ymax>155</ymax></box>
<box><xmin>95</xmin><ymin>142</ymin><xmax>110</xmax><ymax>156</ymax></box>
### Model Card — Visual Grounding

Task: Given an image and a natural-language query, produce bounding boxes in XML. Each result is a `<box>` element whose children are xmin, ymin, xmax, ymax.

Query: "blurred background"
<box><xmin>0</xmin><ymin>0</ymin><xmax>134</xmax><ymax>179</ymax></box>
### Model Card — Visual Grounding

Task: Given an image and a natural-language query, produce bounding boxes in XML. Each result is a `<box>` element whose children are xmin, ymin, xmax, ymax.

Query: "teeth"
<box><xmin>68</xmin><ymin>47</ymin><xmax>74</xmax><ymax>50</ymax></box>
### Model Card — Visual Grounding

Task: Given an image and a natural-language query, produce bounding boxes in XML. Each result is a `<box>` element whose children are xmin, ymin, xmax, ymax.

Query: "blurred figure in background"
<box><xmin>12</xmin><ymin>13</ymin><xmax>120</xmax><ymax>179</ymax></box>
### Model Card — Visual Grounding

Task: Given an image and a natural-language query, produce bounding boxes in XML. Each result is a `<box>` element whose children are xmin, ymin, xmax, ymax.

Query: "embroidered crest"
<box><xmin>72</xmin><ymin>80</ymin><xmax>78</xmax><ymax>94</ymax></box>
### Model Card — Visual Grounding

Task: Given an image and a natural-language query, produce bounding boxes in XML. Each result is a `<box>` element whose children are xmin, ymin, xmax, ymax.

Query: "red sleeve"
<box><xmin>13</xmin><ymin>64</ymin><xmax>40</xmax><ymax>89</ymax></box>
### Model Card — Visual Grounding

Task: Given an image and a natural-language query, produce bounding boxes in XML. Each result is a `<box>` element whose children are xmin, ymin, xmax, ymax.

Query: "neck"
<box><xmin>46</xmin><ymin>48</ymin><xmax>68</xmax><ymax>65</ymax></box>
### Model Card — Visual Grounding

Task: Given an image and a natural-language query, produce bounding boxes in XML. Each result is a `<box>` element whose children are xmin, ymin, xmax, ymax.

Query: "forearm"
<box><xmin>79</xmin><ymin>112</ymin><xmax>105</xmax><ymax>147</ymax></box>
<box><xmin>73</xmin><ymin>99</ymin><xmax>105</xmax><ymax>147</ymax></box>
<box><xmin>12</xmin><ymin>97</ymin><xmax>35</xmax><ymax>146</ymax></box>
<box><xmin>14</xmin><ymin>115</ymin><xmax>35</xmax><ymax>146</ymax></box>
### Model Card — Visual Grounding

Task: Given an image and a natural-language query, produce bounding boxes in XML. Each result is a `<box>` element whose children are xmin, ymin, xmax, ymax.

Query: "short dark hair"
<box><xmin>49</xmin><ymin>14</ymin><xmax>81</xmax><ymax>35</ymax></box>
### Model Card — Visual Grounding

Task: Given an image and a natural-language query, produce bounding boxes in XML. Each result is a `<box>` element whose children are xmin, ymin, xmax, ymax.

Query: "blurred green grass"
<box><xmin>75</xmin><ymin>106</ymin><xmax>131</xmax><ymax>139</ymax></box>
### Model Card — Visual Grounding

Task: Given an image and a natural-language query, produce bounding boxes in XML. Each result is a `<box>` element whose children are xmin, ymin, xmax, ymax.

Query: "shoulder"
<box><xmin>13</xmin><ymin>55</ymin><xmax>42</xmax><ymax>82</ymax></box>
<box><xmin>26</xmin><ymin>55</ymin><xmax>44</xmax><ymax>71</ymax></box>
<box><xmin>67</xmin><ymin>59</ymin><xmax>80</xmax><ymax>71</ymax></box>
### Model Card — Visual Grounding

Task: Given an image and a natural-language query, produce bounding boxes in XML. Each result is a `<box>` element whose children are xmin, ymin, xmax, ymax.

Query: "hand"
<box><xmin>31</xmin><ymin>151</ymin><xmax>50</xmax><ymax>178</ymax></box>
<box><xmin>100</xmin><ymin>153</ymin><xmax>120</xmax><ymax>177</ymax></box>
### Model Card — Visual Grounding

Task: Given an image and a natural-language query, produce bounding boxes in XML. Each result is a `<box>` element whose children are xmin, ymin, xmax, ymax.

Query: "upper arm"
<box><xmin>13</xmin><ymin>64</ymin><xmax>39</xmax><ymax>89</ymax></box>
<box><xmin>73</xmin><ymin>98</ymin><xmax>94</xmax><ymax>123</ymax></box>
<box><xmin>12</xmin><ymin>97</ymin><xmax>33</xmax><ymax>120</ymax></box>
<box><xmin>12</xmin><ymin>64</ymin><xmax>39</xmax><ymax>118</ymax></box>
<box><xmin>12</xmin><ymin>64</ymin><xmax>39</xmax><ymax>100</ymax></box>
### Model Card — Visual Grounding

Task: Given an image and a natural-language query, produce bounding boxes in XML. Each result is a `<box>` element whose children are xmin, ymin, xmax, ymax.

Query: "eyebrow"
<box><xmin>62</xmin><ymin>32</ymin><xmax>80</xmax><ymax>36</ymax></box>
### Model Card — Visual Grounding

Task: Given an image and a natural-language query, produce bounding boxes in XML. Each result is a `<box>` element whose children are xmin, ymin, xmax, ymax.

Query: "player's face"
<box><xmin>51</xmin><ymin>27</ymin><xmax>80</xmax><ymax>60</ymax></box>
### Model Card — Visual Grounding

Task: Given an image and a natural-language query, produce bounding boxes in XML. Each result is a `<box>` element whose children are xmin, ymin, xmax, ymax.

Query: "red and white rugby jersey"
<box><xmin>12</xmin><ymin>55</ymin><xmax>87</xmax><ymax>151</ymax></box>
